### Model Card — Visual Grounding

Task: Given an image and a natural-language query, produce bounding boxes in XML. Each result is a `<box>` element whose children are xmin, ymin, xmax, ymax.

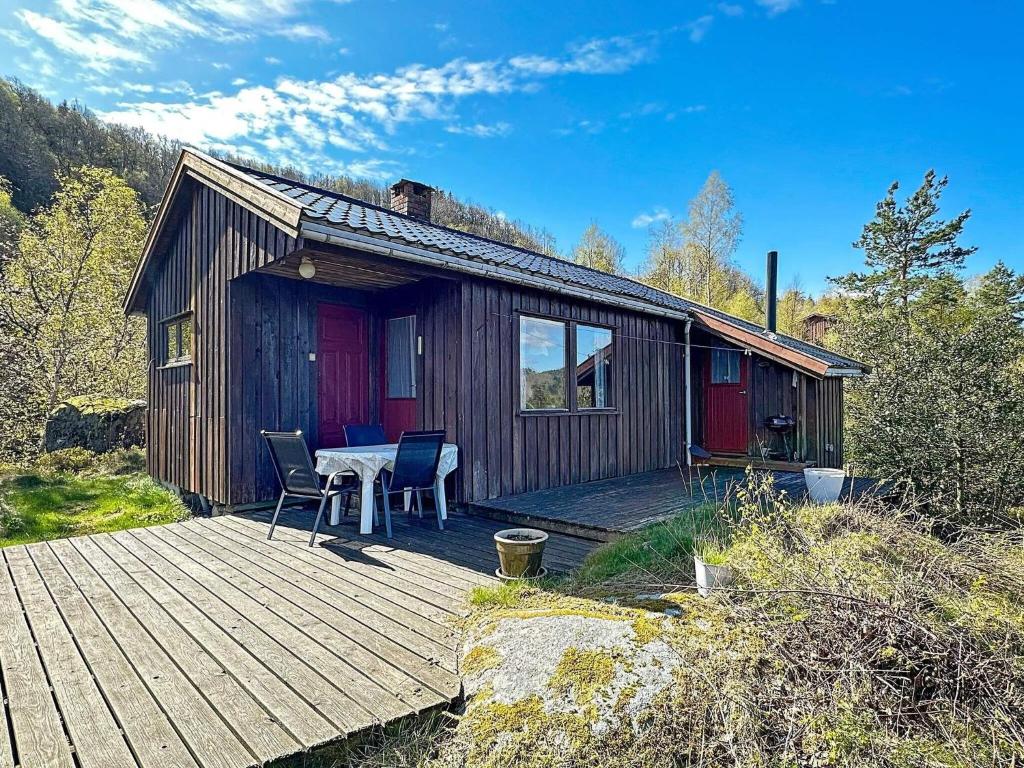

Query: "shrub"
<box><xmin>35</xmin><ymin>447</ymin><xmax>97</xmax><ymax>474</ymax></box>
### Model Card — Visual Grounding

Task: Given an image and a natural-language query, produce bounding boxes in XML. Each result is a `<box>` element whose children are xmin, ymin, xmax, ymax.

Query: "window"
<box><xmin>711</xmin><ymin>348</ymin><xmax>742</xmax><ymax>384</ymax></box>
<box><xmin>519</xmin><ymin>316</ymin><xmax>567</xmax><ymax>410</ymax></box>
<box><xmin>576</xmin><ymin>324</ymin><xmax>613</xmax><ymax>409</ymax></box>
<box><xmin>163</xmin><ymin>315</ymin><xmax>192</xmax><ymax>365</ymax></box>
<box><xmin>386</xmin><ymin>315</ymin><xmax>416</xmax><ymax>398</ymax></box>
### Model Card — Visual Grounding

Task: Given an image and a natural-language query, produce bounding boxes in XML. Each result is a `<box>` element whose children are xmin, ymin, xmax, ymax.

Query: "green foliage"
<box><xmin>573</xmin><ymin>505</ymin><xmax>717</xmax><ymax>584</ymax></box>
<box><xmin>0</xmin><ymin>463</ymin><xmax>187</xmax><ymax>547</ymax></box>
<box><xmin>571</xmin><ymin>221</ymin><xmax>625</xmax><ymax>274</ymax></box>
<box><xmin>469</xmin><ymin>580</ymin><xmax>533</xmax><ymax>609</ymax></box>
<box><xmin>640</xmin><ymin>172</ymin><xmax>760</xmax><ymax>316</ymax></box>
<box><xmin>0</xmin><ymin>166</ymin><xmax>148</xmax><ymax>459</ymax></box>
<box><xmin>35</xmin><ymin>447</ymin><xmax>97</xmax><ymax>474</ymax></box>
<box><xmin>831</xmin><ymin>171</ymin><xmax>1024</xmax><ymax>523</ymax></box>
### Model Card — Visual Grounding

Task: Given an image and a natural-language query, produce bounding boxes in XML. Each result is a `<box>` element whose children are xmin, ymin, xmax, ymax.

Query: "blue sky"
<box><xmin>2</xmin><ymin>0</ymin><xmax>1021</xmax><ymax>294</ymax></box>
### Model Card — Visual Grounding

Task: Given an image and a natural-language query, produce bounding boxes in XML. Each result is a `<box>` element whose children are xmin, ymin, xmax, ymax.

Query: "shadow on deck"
<box><xmin>0</xmin><ymin>510</ymin><xmax>597</xmax><ymax>768</ymax></box>
<box><xmin>468</xmin><ymin>466</ymin><xmax>888</xmax><ymax>541</ymax></box>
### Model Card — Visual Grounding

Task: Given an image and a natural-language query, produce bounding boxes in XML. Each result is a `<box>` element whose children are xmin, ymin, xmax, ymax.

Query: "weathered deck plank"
<box><xmin>0</xmin><ymin>550</ymin><xmax>75</xmax><ymax>768</ymax></box>
<box><xmin>469</xmin><ymin>466</ymin><xmax>889</xmax><ymax>540</ymax></box>
<box><xmin>27</xmin><ymin>543</ymin><xmax>200</xmax><ymax>768</ymax></box>
<box><xmin>92</xmin><ymin>532</ymin><xmax>335</xmax><ymax>748</ymax></box>
<box><xmin>0</xmin><ymin>511</ymin><xmax>597</xmax><ymax>768</ymax></box>
<box><xmin>49</xmin><ymin>538</ymin><xmax>257</xmax><ymax>768</ymax></box>
<box><xmin>4</xmin><ymin>546</ymin><xmax>137</xmax><ymax>768</ymax></box>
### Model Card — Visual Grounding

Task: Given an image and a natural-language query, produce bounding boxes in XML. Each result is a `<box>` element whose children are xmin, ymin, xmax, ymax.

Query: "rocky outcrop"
<box><xmin>44</xmin><ymin>396</ymin><xmax>146</xmax><ymax>453</ymax></box>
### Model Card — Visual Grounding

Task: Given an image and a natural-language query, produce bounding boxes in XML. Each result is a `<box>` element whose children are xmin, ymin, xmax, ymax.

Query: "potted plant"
<box><xmin>803</xmin><ymin>467</ymin><xmax>847</xmax><ymax>504</ymax></box>
<box><xmin>494</xmin><ymin>528</ymin><xmax>549</xmax><ymax>579</ymax></box>
<box><xmin>693</xmin><ymin>539</ymin><xmax>734</xmax><ymax>597</ymax></box>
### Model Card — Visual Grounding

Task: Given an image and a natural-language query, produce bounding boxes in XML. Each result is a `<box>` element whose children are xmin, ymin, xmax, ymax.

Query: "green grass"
<box><xmin>0</xmin><ymin>457</ymin><xmax>188</xmax><ymax>548</ymax></box>
<box><xmin>573</xmin><ymin>504</ymin><xmax>720</xmax><ymax>585</ymax></box>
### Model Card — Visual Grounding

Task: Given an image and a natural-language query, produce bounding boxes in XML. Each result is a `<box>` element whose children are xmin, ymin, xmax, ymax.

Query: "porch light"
<box><xmin>298</xmin><ymin>256</ymin><xmax>316</xmax><ymax>279</ymax></box>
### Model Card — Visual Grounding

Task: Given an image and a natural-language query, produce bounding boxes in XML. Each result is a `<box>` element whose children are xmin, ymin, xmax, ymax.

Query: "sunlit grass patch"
<box><xmin>0</xmin><ymin>455</ymin><xmax>187</xmax><ymax>547</ymax></box>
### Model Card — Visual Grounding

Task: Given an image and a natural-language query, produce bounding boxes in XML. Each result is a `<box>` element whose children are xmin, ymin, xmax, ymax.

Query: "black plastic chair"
<box><xmin>378</xmin><ymin>430</ymin><xmax>446</xmax><ymax>538</ymax></box>
<box><xmin>261</xmin><ymin>430</ymin><xmax>356</xmax><ymax>546</ymax></box>
<box><xmin>344</xmin><ymin>424</ymin><xmax>387</xmax><ymax>447</ymax></box>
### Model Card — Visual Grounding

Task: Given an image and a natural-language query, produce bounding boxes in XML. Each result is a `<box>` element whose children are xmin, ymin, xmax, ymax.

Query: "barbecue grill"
<box><xmin>764</xmin><ymin>415</ymin><xmax>796</xmax><ymax>461</ymax></box>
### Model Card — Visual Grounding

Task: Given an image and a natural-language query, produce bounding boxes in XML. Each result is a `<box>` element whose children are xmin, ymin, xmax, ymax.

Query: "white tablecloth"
<box><xmin>314</xmin><ymin>443</ymin><xmax>458</xmax><ymax>534</ymax></box>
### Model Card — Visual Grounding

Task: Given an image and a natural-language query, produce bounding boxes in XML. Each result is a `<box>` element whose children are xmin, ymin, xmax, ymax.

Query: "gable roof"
<box><xmin>127</xmin><ymin>149</ymin><xmax>868</xmax><ymax>378</ymax></box>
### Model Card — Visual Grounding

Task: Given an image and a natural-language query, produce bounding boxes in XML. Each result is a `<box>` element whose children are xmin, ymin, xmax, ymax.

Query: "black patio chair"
<box><xmin>344</xmin><ymin>423</ymin><xmax>387</xmax><ymax>447</ymax></box>
<box><xmin>261</xmin><ymin>430</ymin><xmax>357</xmax><ymax>546</ymax></box>
<box><xmin>377</xmin><ymin>430</ymin><xmax>446</xmax><ymax>538</ymax></box>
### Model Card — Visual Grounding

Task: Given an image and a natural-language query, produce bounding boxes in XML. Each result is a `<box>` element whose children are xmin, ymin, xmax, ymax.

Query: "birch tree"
<box><xmin>572</xmin><ymin>221</ymin><xmax>625</xmax><ymax>274</ymax></box>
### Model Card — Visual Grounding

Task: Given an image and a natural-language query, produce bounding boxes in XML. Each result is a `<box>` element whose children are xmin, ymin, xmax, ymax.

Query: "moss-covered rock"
<box><xmin>44</xmin><ymin>395</ymin><xmax>145</xmax><ymax>454</ymax></box>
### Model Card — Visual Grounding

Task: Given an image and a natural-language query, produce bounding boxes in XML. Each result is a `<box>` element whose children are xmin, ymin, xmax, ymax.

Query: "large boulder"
<box><xmin>44</xmin><ymin>395</ymin><xmax>146</xmax><ymax>454</ymax></box>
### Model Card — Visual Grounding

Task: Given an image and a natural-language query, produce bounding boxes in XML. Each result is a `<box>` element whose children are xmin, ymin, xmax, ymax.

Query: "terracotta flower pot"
<box><xmin>494</xmin><ymin>528</ymin><xmax>548</xmax><ymax>578</ymax></box>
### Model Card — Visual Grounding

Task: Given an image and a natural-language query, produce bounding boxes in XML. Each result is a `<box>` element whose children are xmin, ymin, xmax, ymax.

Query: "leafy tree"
<box><xmin>775</xmin><ymin>277</ymin><xmax>816</xmax><ymax>336</ymax></box>
<box><xmin>722</xmin><ymin>286</ymin><xmax>762</xmax><ymax>324</ymax></box>
<box><xmin>0</xmin><ymin>167</ymin><xmax>147</xmax><ymax>458</ymax></box>
<box><xmin>833</xmin><ymin>172</ymin><xmax>1024</xmax><ymax>523</ymax></box>
<box><xmin>571</xmin><ymin>221</ymin><xmax>625</xmax><ymax>274</ymax></box>
<box><xmin>681</xmin><ymin>171</ymin><xmax>743</xmax><ymax>306</ymax></box>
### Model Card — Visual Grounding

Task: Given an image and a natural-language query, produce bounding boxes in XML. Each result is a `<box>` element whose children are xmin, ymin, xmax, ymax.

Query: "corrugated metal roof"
<box><xmin>229</xmin><ymin>161</ymin><xmax>865</xmax><ymax>373</ymax></box>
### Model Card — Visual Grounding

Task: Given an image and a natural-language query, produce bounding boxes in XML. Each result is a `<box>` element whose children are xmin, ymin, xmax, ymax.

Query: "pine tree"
<box><xmin>833</xmin><ymin>172</ymin><xmax>1024</xmax><ymax>523</ymax></box>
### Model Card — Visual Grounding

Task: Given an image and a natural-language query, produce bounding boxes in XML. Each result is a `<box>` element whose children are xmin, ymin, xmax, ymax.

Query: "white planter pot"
<box><xmin>803</xmin><ymin>467</ymin><xmax>847</xmax><ymax>503</ymax></box>
<box><xmin>694</xmin><ymin>555</ymin><xmax>734</xmax><ymax>597</ymax></box>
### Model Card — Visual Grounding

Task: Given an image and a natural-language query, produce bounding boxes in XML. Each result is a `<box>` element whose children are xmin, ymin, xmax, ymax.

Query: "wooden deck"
<box><xmin>469</xmin><ymin>466</ymin><xmax>888</xmax><ymax>541</ymax></box>
<box><xmin>0</xmin><ymin>510</ymin><xmax>596</xmax><ymax>768</ymax></box>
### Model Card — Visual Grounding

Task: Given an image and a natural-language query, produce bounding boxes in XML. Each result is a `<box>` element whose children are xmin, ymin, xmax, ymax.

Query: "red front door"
<box><xmin>317</xmin><ymin>304</ymin><xmax>369</xmax><ymax>448</ymax></box>
<box><xmin>704</xmin><ymin>348</ymin><xmax>749</xmax><ymax>454</ymax></box>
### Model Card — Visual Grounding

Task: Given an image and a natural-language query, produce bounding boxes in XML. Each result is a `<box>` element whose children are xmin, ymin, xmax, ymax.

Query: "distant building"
<box><xmin>801</xmin><ymin>313</ymin><xmax>838</xmax><ymax>345</ymax></box>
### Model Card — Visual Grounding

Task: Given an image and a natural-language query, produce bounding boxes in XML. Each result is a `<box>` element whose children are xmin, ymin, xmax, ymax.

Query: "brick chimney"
<box><xmin>390</xmin><ymin>179</ymin><xmax>433</xmax><ymax>222</ymax></box>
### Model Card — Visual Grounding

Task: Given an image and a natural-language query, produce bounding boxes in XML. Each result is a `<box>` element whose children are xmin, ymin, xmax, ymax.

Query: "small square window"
<box><xmin>163</xmin><ymin>315</ymin><xmax>192</xmax><ymax>364</ymax></box>
<box><xmin>711</xmin><ymin>349</ymin><xmax>741</xmax><ymax>384</ymax></box>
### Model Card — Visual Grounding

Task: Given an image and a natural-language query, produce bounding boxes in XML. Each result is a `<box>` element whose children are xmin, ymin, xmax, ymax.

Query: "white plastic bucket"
<box><xmin>803</xmin><ymin>468</ymin><xmax>847</xmax><ymax>503</ymax></box>
<box><xmin>694</xmin><ymin>556</ymin><xmax>734</xmax><ymax>597</ymax></box>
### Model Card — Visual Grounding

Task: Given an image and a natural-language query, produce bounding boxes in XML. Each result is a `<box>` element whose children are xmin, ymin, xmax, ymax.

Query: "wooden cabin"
<box><xmin>124</xmin><ymin>150</ymin><xmax>869</xmax><ymax>509</ymax></box>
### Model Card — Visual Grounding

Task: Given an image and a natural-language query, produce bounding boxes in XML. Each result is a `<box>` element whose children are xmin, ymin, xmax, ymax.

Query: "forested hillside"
<box><xmin>0</xmin><ymin>78</ymin><xmax>558</xmax><ymax>253</ymax></box>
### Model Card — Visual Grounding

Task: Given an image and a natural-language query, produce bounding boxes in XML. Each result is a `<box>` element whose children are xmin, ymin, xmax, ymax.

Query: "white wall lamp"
<box><xmin>298</xmin><ymin>255</ymin><xmax>316</xmax><ymax>280</ymax></box>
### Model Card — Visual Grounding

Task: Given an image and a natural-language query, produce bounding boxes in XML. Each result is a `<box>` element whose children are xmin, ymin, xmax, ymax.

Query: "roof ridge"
<box><xmin>220</xmin><ymin>156</ymin><xmax>864</xmax><ymax>373</ymax></box>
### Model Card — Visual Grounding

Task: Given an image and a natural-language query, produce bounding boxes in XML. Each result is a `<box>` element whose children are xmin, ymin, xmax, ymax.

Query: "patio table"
<box><xmin>314</xmin><ymin>443</ymin><xmax>459</xmax><ymax>535</ymax></box>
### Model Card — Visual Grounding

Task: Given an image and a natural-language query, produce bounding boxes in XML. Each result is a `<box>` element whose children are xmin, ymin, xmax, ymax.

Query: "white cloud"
<box><xmin>757</xmin><ymin>0</ymin><xmax>799</xmax><ymax>15</ymax></box>
<box><xmin>687</xmin><ymin>15</ymin><xmax>714</xmax><ymax>43</ymax></box>
<box><xmin>510</xmin><ymin>35</ymin><xmax>652</xmax><ymax>75</ymax></box>
<box><xmin>13</xmin><ymin>0</ymin><xmax>344</xmax><ymax>73</ymax></box>
<box><xmin>16</xmin><ymin>9</ymin><xmax>149</xmax><ymax>71</ymax></box>
<box><xmin>274</xmin><ymin>23</ymin><xmax>330</xmax><ymax>42</ymax></box>
<box><xmin>631</xmin><ymin>207</ymin><xmax>673</xmax><ymax>228</ymax></box>
<box><xmin>445</xmin><ymin>122</ymin><xmax>512</xmax><ymax>138</ymax></box>
<box><xmin>718</xmin><ymin>2</ymin><xmax>745</xmax><ymax>15</ymax></box>
<box><xmin>96</xmin><ymin>36</ymin><xmax>650</xmax><ymax>176</ymax></box>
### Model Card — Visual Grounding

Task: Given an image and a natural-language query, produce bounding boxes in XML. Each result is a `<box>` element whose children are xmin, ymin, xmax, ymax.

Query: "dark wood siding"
<box><xmin>450</xmin><ymin>277</ymin><xmax>685</xmax><ymax>504</ymax></box>
<box><xmin>144</xmin><ymin>183</ymin><xmax>300</xmax><ymax>503</ymax></box>
<box><xmin>227</xmin><ymin>274</ymin><xmax>380</xmax><ymax>504</ymax></box>
<box><xmin>807</xmin><ymin>376</ymin><xmax>844</xmax><ymax>468</ymax></box>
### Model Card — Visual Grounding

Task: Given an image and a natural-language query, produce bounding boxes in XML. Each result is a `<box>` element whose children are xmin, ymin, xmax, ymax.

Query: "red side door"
<box><xmin>317</xmin><ymin>304</ymin><xmax>369</xmax><ymax>448</ymax></box>
<box><xmin>380</xmin><ymin>312</ymin><xmax>418</xmax><ymax>442</ymax></box>
<box><xmin>704</xmin><ymin>348</ymin><xmax>749</xmax><ymax>454</ymax></box>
